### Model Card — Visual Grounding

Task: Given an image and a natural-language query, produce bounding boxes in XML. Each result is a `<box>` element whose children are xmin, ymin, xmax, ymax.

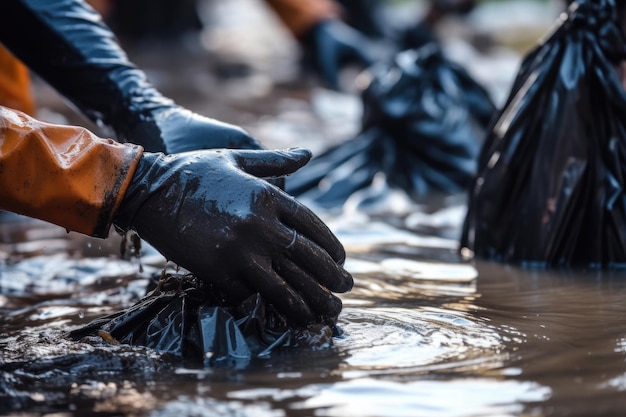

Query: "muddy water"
<box><xmin>4</xmin><ymin>1</ymin><xmax>626</xmax><ymax>414</ymax></box>
<box><xmin>3</xmin><ymin>195</ymin><xmax>626</xmax><ymax>416</ymax></box>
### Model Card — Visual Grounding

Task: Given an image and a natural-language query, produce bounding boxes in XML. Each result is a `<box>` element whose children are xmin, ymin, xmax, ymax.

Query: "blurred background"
<box><xmin>32</xmin><ymin>0</ymin><xmax>563</xmax><ymax>155</ymax></box>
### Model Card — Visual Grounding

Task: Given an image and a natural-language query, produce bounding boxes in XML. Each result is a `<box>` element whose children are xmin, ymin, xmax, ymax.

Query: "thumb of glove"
<box><xmin>233</xmin><ymin>148</ymin><xmax>313</xmax><ymax>179</ymax></box>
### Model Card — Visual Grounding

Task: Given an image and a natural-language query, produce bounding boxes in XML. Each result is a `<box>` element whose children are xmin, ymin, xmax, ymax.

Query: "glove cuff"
<box><xmin>113</xmin><ymin>152</ymin><xmax>163</xmax><ymax>232</ymax></box>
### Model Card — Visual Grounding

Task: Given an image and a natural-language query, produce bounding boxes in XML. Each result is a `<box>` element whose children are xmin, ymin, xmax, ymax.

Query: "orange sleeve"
<box><xmin>0</xmin><ymin>106</ymin><xmax>142</xmax><ymax>237</ymax></box>
<box><xmin>263</xmin><ymin>0</ymin><xmax>340</xmax><ymax>38</ymax></box>
<box><xmin>0</xmin><ymin>45</ymin><xmax>35</xmax><ymax>116</ymax></box>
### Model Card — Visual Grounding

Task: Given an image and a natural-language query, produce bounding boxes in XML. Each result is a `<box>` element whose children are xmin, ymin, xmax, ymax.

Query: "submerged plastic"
<box><xmin>287</xmin><ymin>42</ymin><xmax>495</xmax><ymax>210</ymax></box>
<box><xmin>69</xmin><ymin>273</ymin><xmax>337</xmax><ymax>366</ymax></box>
<box><xmin>461</xmin><ymin>0</ymin><xmax>626</xmax><ymax>267</ymax></box>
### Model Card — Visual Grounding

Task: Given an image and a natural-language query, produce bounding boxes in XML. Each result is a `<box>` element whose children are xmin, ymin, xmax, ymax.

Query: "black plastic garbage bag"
<box><xmin>69</xmin><ymin>273</ymin><xmax>338</xmax><ymax>367</ymax></box>
<box><xmin>287</xmin><ymin>42</ymin><xmax>495</xmax><ymax>210</ymax></box>
<box><xmin>461</xmin><ymin>0</ymin><xmax>626</xmax><ymax>267</ymax></box>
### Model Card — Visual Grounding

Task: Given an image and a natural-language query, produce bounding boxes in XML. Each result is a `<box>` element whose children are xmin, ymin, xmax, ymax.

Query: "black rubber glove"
<box><xmin>113</xmin><ymin>148</ymin><xmax>353</xmax><ymax>326</ymax></box>
<box><xmin>0</xmin><ymin>0</ymin><xmax>262</xmax><ymax>153</ymax></box>
<box><xmin>301</xmin><ymin>19</ymin><xmax>375</xmax><ymax>90</ymax></box>
<box><xmin>122</xmin><ymin>106</ymin><xmax>263</xmax><ymax>153</ymax></box>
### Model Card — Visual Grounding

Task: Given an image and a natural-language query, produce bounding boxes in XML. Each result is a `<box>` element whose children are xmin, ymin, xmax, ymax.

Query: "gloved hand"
<box><xmin>118</xmin><ymin>105</ymin><xmax>264</xmax><ymax>153</ymax></box>
<box><xmin>301</xmin><ymin>19</ymin><xmax>375</xmax><ymax>90</ymax></box>
<box><xmin>113</xmin><ymin>147</ymin><xmax>353</xmax><ymax>326</ymax></box>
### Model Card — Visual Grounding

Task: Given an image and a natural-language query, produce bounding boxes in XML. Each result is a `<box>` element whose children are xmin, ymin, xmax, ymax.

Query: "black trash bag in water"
<box><xmin>461</xmin><ymin>0</ymin><xmax>626</xmax><ymax>267</ymax></box>
<box><xmin>287</xmin><ymin>42</ymin><xmax>495</xmax><ymax>210</ymax></box>
<box><xmin>69</xmin><ymin>273</ymin><xmax>338</xmax><ymax>367</ymax></box>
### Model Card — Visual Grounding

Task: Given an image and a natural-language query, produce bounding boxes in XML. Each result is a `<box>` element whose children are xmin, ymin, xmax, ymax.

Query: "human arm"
<box><xmin>0</xmin><ymin>45</ymin><xmax>35</xmax><ymax>116</ymax></box>
<box><xmin>263</xmin><ymin>0</ymin><xmax>375</xmax><ymax>90</ymax></box>
<box><xmin>0</xmin><ymin>0</ymin><xmax>262</xmax><ymax>153</ymax></box>
<box><xmin>0</xmin><ymin>105</ymin><xmax>352</xmax><ymax>324</ymax></box>
<box><xmin>0</xmin><ymin>106</ymin><xmax>141</xmax><ymax>237</ymax></box>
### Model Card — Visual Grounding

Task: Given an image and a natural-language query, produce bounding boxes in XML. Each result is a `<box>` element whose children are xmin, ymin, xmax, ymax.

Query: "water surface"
<box><xmin>3</xmin><ymin>199</ymin><xmax>626</xmax><ymax>416</ymax></box>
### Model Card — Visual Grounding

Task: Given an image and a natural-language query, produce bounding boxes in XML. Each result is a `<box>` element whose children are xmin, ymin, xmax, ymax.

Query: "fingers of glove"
<box><xmin>182</xmin><ymin>116</ymin><xmax>262</xmax><ymax>150</ymax></box>
<box><xmin>233</xmin><ymin>148</ymin><xmax>312</xmax><ymax>179</ymax></box>
<box><xmin>330</xmin><ymin>22</ymin><xmax>373</xmax><ymax>71</ymax></box>
<box><xmin>349</xmin><ymin>44</ymin><xmax>375</xmax><ymax>68</ymax></box>
<box><xmin>278</xmin><ymin>198</ymin><xmax>346</xmax><ymax>265</ymax></box>
<box><xmin>216</xmin><ymin>124</ymin><xmax>264</xmax><ymax>150</ymax></box>
<box><xmin>244</xmin><ymin>257</ymin><xmax>315</xmax><ymax>326</ymax></box>
<box><xmin>318</xmin><ymin>52</ymin><xmax>341</xmax><ymax>90</ymax></box>
<box><xmin>277</xmin><ymin>224</ymin><xmax>353</xmax><ymax>293</ymax></box>
<box><xmin>273</xmin><ymin>256</ymin><xmax>343</xmax><ymax>322</ymax></box>
<box><xmin>162</xmin><ymin>110</ymin><xmax>265</xmax><ymax>152</ymax></box>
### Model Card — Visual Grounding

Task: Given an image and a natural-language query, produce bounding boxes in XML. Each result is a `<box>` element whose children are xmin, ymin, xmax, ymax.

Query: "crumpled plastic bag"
<box><xmin>287</xmin><ymin>42</ymin><xmax>495</xmax><ymax>211</ymax></box>
<box><xmin>461</xmin><ymin>0</ymin><xmax>626</xmax><ymax>267</ymax></box>
<box><xmin>69</xmin><ymin>273</ymin><xmax>338</xmax><ymax>367</ymax></box>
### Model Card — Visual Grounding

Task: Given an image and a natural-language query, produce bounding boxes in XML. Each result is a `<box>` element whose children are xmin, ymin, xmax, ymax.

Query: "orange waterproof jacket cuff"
<box><xmin>264</xmin><ymin>0</ymin><xmax>340</xmax><ymax>38</ymax></box>
<box><xmin>0</xmin><ymin>45</ymin><xmax>35</xmax><ymax>115</ymax></box>
<box><xmin>0</xmin><ymin>106</ymin><xmax>142</xmax><ymax>237</ymax></box>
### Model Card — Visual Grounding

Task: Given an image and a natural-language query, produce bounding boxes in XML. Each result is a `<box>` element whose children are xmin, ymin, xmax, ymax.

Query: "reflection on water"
<box><xmin>3</xmin><ymin>197</ymin><xmax>626</xmax><ymax>416</ymax></box>
<box><xmin>337</xmin><ymin>306</ymin><xmax>505</xmax><ymax>376</ymax></box>
<box><xmin>296</xmin><ymin>378</ymin><xmax>549</xmax><ymax>417</ymax></box>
